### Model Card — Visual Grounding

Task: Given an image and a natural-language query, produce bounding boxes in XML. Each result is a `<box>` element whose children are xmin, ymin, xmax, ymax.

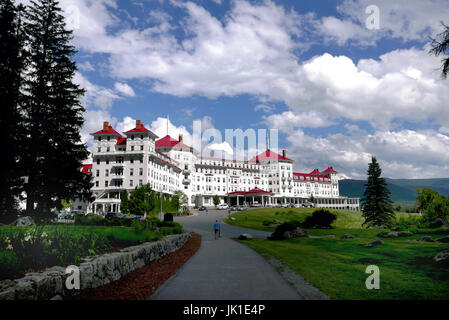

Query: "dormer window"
<box><xmin>131</xmin><ymin>135</ymin><xmax>135</xmax><ymax>140</ymax></box>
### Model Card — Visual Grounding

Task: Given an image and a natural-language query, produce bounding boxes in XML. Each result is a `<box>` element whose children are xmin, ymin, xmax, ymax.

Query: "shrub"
<box><xmin>262</xmin><ymin>219</ymin><xmax>276</xmax><ymax>226</ymax></box>
<box><xmin>270</xmin><ymin>220</ymin><xmax>303</xmax><ymax>240</ymax></box>
<box><xmin>0</xmin><ymin>250</ymin><xmax>21</xmax><ymax>279</ymax></box>
<box><xmin>391</xmin><ymin>215</ymin><xmax>425</xmax><ymax>231</ymax></box>
<box><xmin>301</xmin><ymin>209</ymin><xmax>336</xmax><ymax>229</ymax></box>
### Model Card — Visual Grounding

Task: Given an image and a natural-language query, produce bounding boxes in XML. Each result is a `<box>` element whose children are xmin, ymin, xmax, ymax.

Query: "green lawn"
<box><xmin>227</xmin><ymin>208</ymin><xmax>449</xmax><ymax>299</ymax></box>
<box><xmin>225</xmin><ymin>207</ymin><xmax>366</xmax><ymax>230</ymax></box>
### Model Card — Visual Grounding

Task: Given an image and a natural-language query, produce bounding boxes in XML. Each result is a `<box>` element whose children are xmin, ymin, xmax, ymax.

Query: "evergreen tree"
<box><xmin>429</xmin><ymin>22</ymin><xmax>449</xmax><ymax>79</ymax></box>
<box><xmin>22</xmin><ymin>0</ymin><xmax>92</xmax><ymax>217</ymax></box>
<box><xmin>361</xmin><ymin>156</ymin><xmax>395</xmax><ymax>228</ymax></box>
<box><xmin>0</xmin><ymin>0</ymin><xmax>26</xmax><ymax>217</ymax></box>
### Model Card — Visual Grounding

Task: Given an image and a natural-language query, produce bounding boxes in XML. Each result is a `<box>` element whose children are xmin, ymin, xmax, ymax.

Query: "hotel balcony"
<box><xmin>183</xmin><ymin>169</ymin><xmax>191</xmax><ymax>175</ymax></box>
<box><xmin>111</xmin><ymin>163</ymin><xmax>125</xmax><ymax>168</ymax></box>
<box><xmin>182</xmin><ymin>179</ymin><xmax>191</xmax><ymax>185</ymax></box>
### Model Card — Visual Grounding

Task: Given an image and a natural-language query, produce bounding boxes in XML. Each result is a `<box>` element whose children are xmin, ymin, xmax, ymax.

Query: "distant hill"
<box><xmin>339</xmin><ymin>178</ymin><xmax>449</xmax><ymax>202</ymax></box>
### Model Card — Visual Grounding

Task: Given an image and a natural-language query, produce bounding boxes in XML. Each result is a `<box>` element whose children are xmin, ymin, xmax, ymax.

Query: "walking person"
<box><xmin>214</xmin><ymin>220</ymin><xmax>220</xmax><ymax>240</ymax></box>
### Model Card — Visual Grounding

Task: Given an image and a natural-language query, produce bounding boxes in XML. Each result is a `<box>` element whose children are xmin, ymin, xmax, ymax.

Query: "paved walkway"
<box><xmin>148</xmin><ymin>209</ymin><xmax>301</xmax><ymax>300</ymax></box>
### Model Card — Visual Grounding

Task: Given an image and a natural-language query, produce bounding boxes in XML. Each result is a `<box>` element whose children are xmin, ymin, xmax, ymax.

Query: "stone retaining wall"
<box><xmin>0</xmin><ymin>233</ymin><xmax>192</xmax><ymax>300</ymax></box>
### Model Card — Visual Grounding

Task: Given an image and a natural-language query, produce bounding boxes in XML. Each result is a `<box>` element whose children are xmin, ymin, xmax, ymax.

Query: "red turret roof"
<box><xmin>91</xmin><ymin>125</ymin><xmax>121</xmax><ymax>136</ymax></box>
<box><xmin>125</xmin><ymin>124</ymin><xmax>150</xmax><ymax>133</ymax></box>
<box><xmin>156</xmin><ymin>135</ymin><xmax>191</xmax><ymax>149</ymax></box>
<box><xmin>321</xmin><ymin>166</ymin><xmax>338</xmax><ymax>174</ymax></box>
<box><xmin>81</xmin><ymin>164</ymin><xmax>92</xmax><ymax>174</ymax></box>
<box><xmin>116</xmin><ymin>137</ymin><xmax>127</xmax><ymax>146</ymax></box>
<box><xmin>309</xmin><ymin>169</ymin><xmax>321</xmax><ymax>175</ymax></box>
<box><xmin>249</xmin><ymin>149</ymin><xmax>292</xmax><ymax>162</ymax></box>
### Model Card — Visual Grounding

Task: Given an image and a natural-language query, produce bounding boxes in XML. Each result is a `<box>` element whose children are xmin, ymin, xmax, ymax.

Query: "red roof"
<box><xmin>229</xmin><ymin>188</ymin><xmax>273</xmax><ymax>195</ymax></box>
<box><xmin>81</xmin><ymin>164</ymin><xmax>92</xmax><ymax>174</ymax></box>
<box><xmin>321</xmin><ymin>166</ymin><xmax>338</xmax><ymax>174</ymax></box>
<box><xmin>309</xmin><ymin>169</ymin><xmax>321</xmax><ymax>175</ymax></box>
<box><xmin>156</xmin><ymin>135</ymin><xmax>191</xmax><ymax>149</ymax></box>
<box><xmin>116</xmin><ymin>137</ymin><xmax>127</xmax><ymax>146</ymax></box>
<box><xmin>249</xmin><ymin>149</ymin><xmax>292</xmax><ymax>162</ymax></box>
<box><xmin>125</xmin><ymin>124</ymin><xmax>150</xmax><ymax>133</ymax></box>
<box><xmin>92</xmin><ymin>125</ymin><xmax>121</xmax><ymax>136</ymax></box>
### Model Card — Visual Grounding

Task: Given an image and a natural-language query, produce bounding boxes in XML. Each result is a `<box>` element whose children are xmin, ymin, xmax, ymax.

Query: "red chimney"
<box><xmin>136</xmin><ymin>120</ymin><xmax>142</xmax><ymax>129</ymax></box>
<box><xmin>179</xmin><ymin>134</ymin><xmax>183</xmax><ymax>142</ymax></box>
<box><xmin>103</xmin><ymin>121</ymin><xmax>109</xmax><ymax>131</ymax></box>
<box><xmin>282</xmin><ymin>150</ymin><xmax>286</xmax><ymax>158</ymax></box>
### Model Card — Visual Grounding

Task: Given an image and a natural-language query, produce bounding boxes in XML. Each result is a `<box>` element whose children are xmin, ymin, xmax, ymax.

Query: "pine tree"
<box><xmin>361</xmin><ymin>156</ymin><xmax>395</xmax><ymax>228</ymax></box>
<box><xmin>0</xmin><ymin>0</ymin><xmax>26</xmax><ymax>218</ymax></box>
<box><xmin>22</xmin><ymin>0</ymin><xmax>92</xmax><ymax>218</ymax></box>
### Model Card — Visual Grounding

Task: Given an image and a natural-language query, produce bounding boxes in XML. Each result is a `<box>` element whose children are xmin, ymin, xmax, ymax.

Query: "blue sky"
<box><xmin>40</xmin><ymin>0</ymin><xmax>449</xmax><ymax>179</ymax></box>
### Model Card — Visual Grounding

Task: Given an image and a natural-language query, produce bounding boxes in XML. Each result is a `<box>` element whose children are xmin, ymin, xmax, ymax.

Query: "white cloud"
<box><xmin>74</xmin><ymin>72</ymin><xmax>120</xmax><ymax>109</ymax></box>
<box><xmin>78</xmin><ymin>61</ymin><xmax>95</xmax><ymax>72</ymax></box>
<box><xmin>315</xmin><ymin>0</ymin><xmax>449</xmax><ymax>46</ymax></box>
<box><xmin>264</xmin><ymin>111</ymin><xmax>335</xmax><ymax>130</ymax></box>
<box><xmin>286</xmin><ymin>128</ymin><xmax>449</xmax><ymax>179</ymax></box>
<box><xmin>114</xmin><ymin>82</ymin><xmax>136</xmax><ymax>97</ymax></box>
<box><xmin>254</xmin><ymin>104</ymin><xmax>274</xmax><ymax>114</ymax></box>
<box><xmin>208</xmin><ymin>142</ymin><xmax>234</xmax><ymax>156</ymax></box>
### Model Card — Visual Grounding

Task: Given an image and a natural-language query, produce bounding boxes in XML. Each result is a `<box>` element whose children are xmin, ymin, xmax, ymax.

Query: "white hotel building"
<box><xmin>84</xmin><ymin>120</ymin><xmax>360</xmax><ymax>214</ymax></box>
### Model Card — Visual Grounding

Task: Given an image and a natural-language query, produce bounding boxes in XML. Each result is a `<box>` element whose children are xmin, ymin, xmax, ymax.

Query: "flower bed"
<box><xmin>0</xmin><ymin>223</ymin><xmax>181</xmax><ymax>281</ymax></box>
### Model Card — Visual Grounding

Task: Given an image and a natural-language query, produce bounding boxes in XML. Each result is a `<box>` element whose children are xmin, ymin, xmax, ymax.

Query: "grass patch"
<box><xmin>238</xmin><ymin>229</ymin><xmax>449</xmax><ymax>300</ymax></box>
<box><xmin>225</xmin><ymin>208</ymin><xmax>365</xmax><ymax>230</ymax></box>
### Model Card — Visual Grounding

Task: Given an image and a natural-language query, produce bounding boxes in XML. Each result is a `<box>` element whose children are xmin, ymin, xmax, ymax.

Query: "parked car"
<box><xmin>251</xmin><ymin>202</ymin><xmax>262</xmax><ymax>207</ymax></box>
<box><xmin>237</xmin><ymin>205</ymin><xmax>249</xmax><ymax>211</ymax></box>
<box><xmin>130</xmin><ymin>215</ymin><xmax>145</xmax><ymax>220</ymax></box>
<box><xmin>217</xmin><ymin>203</ymin><xmax>229</xmax><ymax>210</ymax></box>
<box><xmin>198</xmin><ymin>206</ymin><xmax>207</xmax><ymax>211</ymax></box>
<box><xmin>302</xmin><ymin>201</ymin><xmax>315</xmax><ymax>208</ymax></box>
<box><xmin>288</xmin><ymin>203</ymin><xmax>296</xmax><ymax>208</ymax></box>
<box><xmin>230</xmin><ymin>205</ymin><xmax>239</xmax><ymax>211</ymax></box>
<box><xmin>105</xmin><ymin>212</ymin><xmax>126</xmax><ymax>219</ymax></box>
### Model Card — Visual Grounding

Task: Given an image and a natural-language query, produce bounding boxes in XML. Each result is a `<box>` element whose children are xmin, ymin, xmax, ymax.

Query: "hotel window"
<box><xmin>131</xmin><ymin>146</ymin><xmax>134</xmax><ymax>151</ymax></box>
<box><xmin>130</xmin><ymin>180</ymin><xmax>133</xmax><ymax>187</ymax></box>
<box><xmin>95</xmin><ymin>181</ymin><xmax>99</xmax><ymax>187</ymax></box>
<box><xmin>139</xmin><ymin>180</ymin><xmax>143</xmax><ymax>186</ymax></box>
<box><xmin>130</xmin><ymin>159</ymin><xmax>134</xmax><ymax>164</ymax></box>
<box><xmin>106</xmin><ymin>160</ymin><xmax>109</xmax><ymax>165</ymax></box>
<box><xmin>105</xmin><ymin>169</ymin><xmax>109</xmax><ymax>177</ymax></box>
<box><xmin>131</xmin><ymin>135</ymin><xmax>135</xmax><ymax>140</ymax></box>
<box><xmin>139</xmin><ymin>168</ymin><xmax>143</xmax><ymax>176</ymax></box>
<box><xmin>140</xmin><ymin>146</ymin><xmax>144</xmax><ymax>151</ymax></box>
<box><xmin>130</xmin><ymin>168</ymin><xmax>134</xmax><ymax>176</ymax></box>
<box><xmin>98</xmin><ymin>137</ymin><xmax>102</xmax><ymax>141</ymax></box>
<box><xmin>96</xmin><ymin>170</ymin><xmax>99</xmax><ymax>177</ymax></box>
<box><xmin>105</xmin><ymin>181</ymin><xmax>108</xmax><ymax>187</ymax></box>
<box><xmin>107</xmin><ymin>147</ymin><xmax>110</xmax><ymax>152</ymax></box>
<box><xmin>97</xmin><ymin>159</ymin><xmax>100</xmax><ymax>165</ymax></box>
<box><xmin>107</xmin><ymin>136</ymin><xmax>110</xmax><ymax>141</ymax></box>
<box><xmin>140</xmin><ymin>135</ymin><xmax>144</xmax><ymax>139</ymax></box>
<box><xmin>97</xmin><ymin>147</ymin><xmax>101</xmax><ymax>152</ymax></box>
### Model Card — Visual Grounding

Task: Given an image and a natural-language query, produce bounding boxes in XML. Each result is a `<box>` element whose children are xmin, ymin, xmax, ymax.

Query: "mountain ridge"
<box><xmin>338</xmin><ymin>178</ymin><xmax>449</xmax><ymax>202</ymax></box>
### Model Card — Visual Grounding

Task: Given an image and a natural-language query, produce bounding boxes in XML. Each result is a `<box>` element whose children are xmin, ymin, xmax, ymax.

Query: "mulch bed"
<box><xmin>70</xmin><ymin>233</ymin><xmax>201</xmax><ymax>300</ymax></box>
